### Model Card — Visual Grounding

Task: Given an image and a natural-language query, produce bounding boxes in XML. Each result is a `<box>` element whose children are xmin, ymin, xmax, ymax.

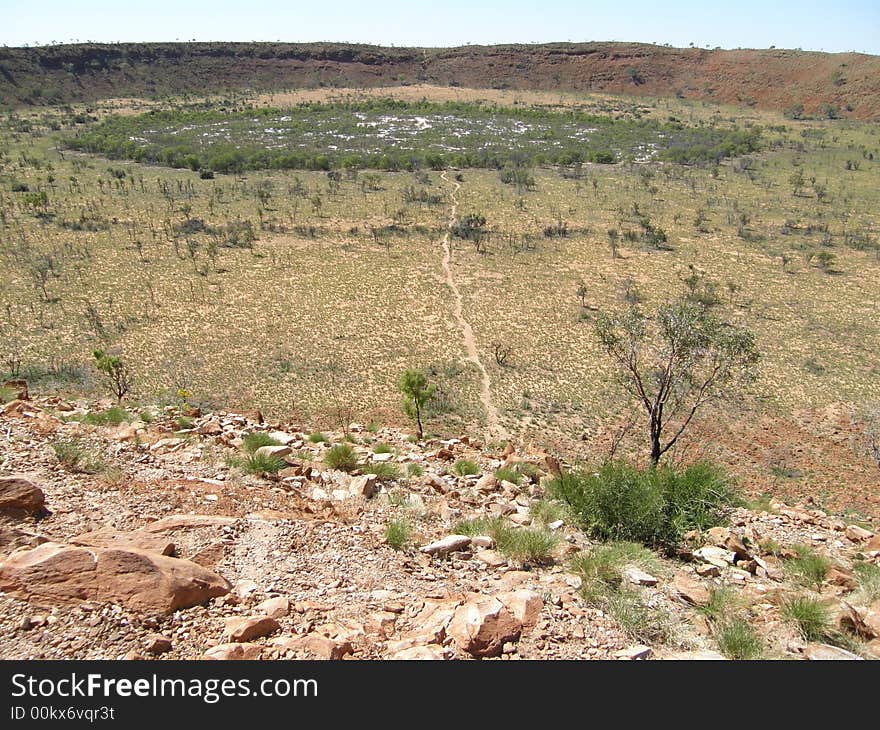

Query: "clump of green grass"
<box><xmin>548</xmin><ymin>460</ymin><xmax>734</xmax><ymax>547</ymax></box>
<box><xmin>697</xmin><ymin>586</ymin><xmax>742</xmax><ymax>623</ymax></box>
<box><xmin>361</xmin><ymin>462</ymin><xmax>401</xmax><ymax>481</ymax></box>
<box><xmin>0</xmin><ymin>385</ymin><xmax>18</xmax><ymax>403</ymax></box>
<box><xmin>715</xmin><ymin>618</ymin><xmax>764</xmax><ymax>660</ymax></box>
<box><xmin>406</xmin><ymin>463</ymin><xmax>424</xmax><ymax>478</ymax></box>
<box><xmin>853</xmin><ymin>561</ymin><xmax>880</xmax><ymax>604</ymax></box>
<box><xmin>175</xmin><ymin>415</ymin><xmax>194</xmax><ymax>430</ymax></box>
<box><xmin>782</xmin><ymin>595</ymin><xmax>832</xmax><ymax>641</ymax></box>
<box><xmin>453</xmin><ymin>516</ymin><xmax>557</xmax><ymax>565</ymax></box>
<box><xmin>81</xmin><ymin>406</ymin><xmax>133</xmax><ymax>426</ymax></box>
<box><xmin>501</xmin><ymin>528</ymin><xmax>560</xmax><ymax>565</ymax></box>
<box><xmin>324</xmin><ymin>443</ymin><xmax>358</xmax><ymax>472</ymax></box>
<box><xmin>569</xmin><ymin>541</ymin><xmax>659</xmax><ymax>605</ymax></box>
<box><xmin>385</xmin><ymin>518</ymin><xmax>412</xmax><ymax>551</ymax></box>
<box><xmin>373</xmin><ymin>442</ymin><xmax>393</xmax><ymax>454</ymax></box>
<box><xmin>530</xmin><ymin>499</ymin><xmax>567</xmax><ymax>526</ymax></box>
<box><xmin>606</xmin><ymin>588</ymin><xmax>674</xmax><ymax>644</ymax></box>
<box><xmin>494</xmin><ymin>466</ymin><xmax>520</xmax><ymax>485</ymax></box>
<box><xmin>138</xmin><ymin>409</ymin><xmax>154</xmax><ymax>424</ymax></box>
<box><xmin>785</xmin><ymin>544</ymin><xmax>831</xmax><ymax>591</ymax></box>
<box><xmin>242</xmin><ymin>432</ymin><xmax>282</xmax><ymax>454</ymax></box>
<box><xmin>51</xmin><ymin>439</ymin><xmax>104</xmax><ymax>474</ymax></box>
<box><xmin>242</xmin><ymin>452</ymin><xmax>286</xmax><ymax>476</ymax></box>
<box><xmin>308</xmin><ymin>432</ymin><xmax>328</xmax><ymax>443</ymax></box>
<box><xmin>452</xmin><ymin>459</ymin><xmax>480</xmax><ymax>477</ymax></box>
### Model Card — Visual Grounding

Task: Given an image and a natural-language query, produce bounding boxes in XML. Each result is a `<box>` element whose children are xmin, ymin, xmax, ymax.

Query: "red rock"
<box><xmin>255</xmin><ymin>596</ymin><xmax>290</xmax><ymax>619</ymax></box>
<box><xmin>145</xmin><ymin>634</ymin><xmax>172</xmax><ymax>654</ymax></box>
<box><xmin>203</xmin><ymin>642</ymin><xmax>261</xmax><ymax>660</ymax></box>
<box><xmin>224</xmin><ymin>615</ymin><xmax>280</xmax><ymax>642</ymax></box>
<box><xmin>70</xmin><ymin>528</ymin><xmax>175</xmax><ymax>556</ymax></box>
<box><xmin>447</xmin><ymin>595</ymin><xmax>522</xmax><ymax>658</ymax></box>
<box><xmin>390</xmin><ymin>645</ymin><xmax>447</xmax><ymax>660</ymax></box>
<box><xmin>672</xmin><ymin>574</ymin><xmax>711</xmax><ymax>607</ymax></box>
<box><xmin>498</xmin><ymin>590</ymin><xmax>543</xmax><ymax>629</ymax></box>
<box><xmin>0</xmin><ymin>476</ymin><xmax>46</xmax><ymax>515</ymax></box>
<box><xmin>0</xmin><ymin>542</ymin><xmax>230</xmax><ymax>614</ymax></box>
<box><xmin>274</xmin><ymin>634</ymin><xmax>353</xmax><ymax>660</ymax></box>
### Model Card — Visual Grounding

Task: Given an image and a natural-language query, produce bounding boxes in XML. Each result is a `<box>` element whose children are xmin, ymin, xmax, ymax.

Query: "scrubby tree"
<box><xmin>595</xmin><ymin>299</ymin><xmax>759</xmax><ymax>464</ymax></box>
<box><xmin>398</xmin><ymin>368</ymin><xmax>436</xmax><ymax>440</ymax></box>
<box><xmin>93</xmin><ymin>349</ymin><xmax>132</xmax><ymax>402</ymax></box>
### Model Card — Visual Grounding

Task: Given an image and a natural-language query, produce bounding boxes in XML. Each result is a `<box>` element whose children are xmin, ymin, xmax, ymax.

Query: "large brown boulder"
<box><xmin>0</xmin><ymin>542</ymin><xmax>230</xmax><ymax>614</ymax></box>
<box><xmin>0</xmin><ymin>477</ymin><xmax>46</xmax><ymax>516</ymax></box>
<box><xmin>70</xmin><ymin>527</ymin><xmax>175</xmax><ymax>556</ymax></box>
<box><xmin>447</xmin><ymin>595</ymin><xmax>522</xmax><ymax>658</ymax></box>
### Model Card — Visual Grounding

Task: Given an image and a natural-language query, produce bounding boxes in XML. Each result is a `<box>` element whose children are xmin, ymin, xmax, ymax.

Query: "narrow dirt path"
<box><xmin>439</xmin><ymin>171</ymin><xmax>506</xmax><ymax>441</ymax></box>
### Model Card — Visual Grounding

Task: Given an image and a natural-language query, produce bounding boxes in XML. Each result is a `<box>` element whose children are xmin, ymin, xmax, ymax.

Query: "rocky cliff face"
<box><xmin>1</xmin><ymin>42</ymin><xmax>878</xmax><ymax>119</ymax></box>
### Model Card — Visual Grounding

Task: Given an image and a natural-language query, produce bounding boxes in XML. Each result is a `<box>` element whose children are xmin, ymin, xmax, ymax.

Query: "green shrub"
<box><xmin>362</xmin><ymin>462</ymin><xmax>401</xmax><ymax>481</ymax></box>
<box><xmin>548</xmin><ymin>460</ymin><xmax>733</xmax><ymax>547</ymax></box>
<box><xmin>407</xmin><ymin>463</ymin><xmax>424</xmax><ymax>478</ymax></box>
<box><xmin>324</xmin><ymin>443</ymin><xmax>358</xmax><ymax>472</ymax></box>
<box><xmin>530</xmin><ymin>499</ymin><xmax>567</xmax><ymax>525</ymax></box>
<box><xmin>715</xmin><ymin>618</ymin><xmax>764</xmax><ymax>660</ymax></box>
<box><xmin>51</xmin><ymin>440</ymin><xmax>103</xmax><ymax>473</ymax></box>
<box><xmin>606</xmin><ymin>588</ymin><xmax>673</xmax><ymax>644</ymax></box>
<box><xmin>82</xmin><ymin>406</ymin><xmax>133</xmax><ymax>426</ymax></box>
<box><xmin>782</xmin><ymin>596</ymin><xmax>832</xmax><ymax>641</ymax></box>
<box><xmin>569</xmin><ymin>541</ymin><xmax>658</xmax><ymax>605</ymax></box>
<box><xmin>452</xmin><ymin>459</ymin><xmax>480</xmax><ymax>477</ymax></box>
<box><xmin>308</xmin><ymin>432</ymin><xmax>328</xmax><ymax>443</ymax></box>
<box><xmin>242</xmin><ymin>452</ymin><xmax>286</xmax><ymax>475</ymax></box>
<box><xmin>494</xmin><ymin>466</ymin><xmax>520</xmax><ymax>485</ymax></box>
<box><xmin>373</xmin><ymin>442</ymin><xmax>393</xmax><ymax>454</ymax></box>
<box><xmin>697</xmin><ymin>586</ymin><xmax>742</xmax><ymax>623</ymax></box>
<box><xmin>853</xmin><ymin>561</ymin><xmax>880</xmax><ymax>604</ymax></box>
<box><xmin>501</xmin><ymin>528</ymin><xmax>559</xmax><ymax>565</ymax></box>
<box><xmin>785</xmin><ymin>545</ymin><xmax>831</xmax><ymax>591</ymax></box>
<box><xmin>385</xmin><ymin>518</ymin><xmax>412</xmax><ymax>551</ymax></box>
<box><xmin>242</xmin><ymin>432</ymin><xmax>281</xmax><ymax>454</ymax></box>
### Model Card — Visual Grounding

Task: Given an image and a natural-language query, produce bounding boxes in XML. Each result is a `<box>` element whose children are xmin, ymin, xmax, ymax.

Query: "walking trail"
<box><xmin>439</xmin><ymin>171</ymin><xmax>506</xmax><ymax>441</ymax></box>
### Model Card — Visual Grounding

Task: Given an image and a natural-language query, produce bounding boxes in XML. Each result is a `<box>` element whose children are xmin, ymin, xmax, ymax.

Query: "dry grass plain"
<box><xmin>1</xmin><ymin>86</ymin><xmax>878</xmax><ymax>514</ymax></box>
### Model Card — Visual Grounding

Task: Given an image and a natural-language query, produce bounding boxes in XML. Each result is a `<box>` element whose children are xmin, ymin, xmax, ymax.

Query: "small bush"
<box><xmin>242</xmin><ymin>452</ymin><xmax>286</xmax><ymax>476</ymax></box>
<box><xmin>715</xmin><ymin>618</ymin><xmax>764</xmax><ymax>660</ymax></box>
<box><xmin>373</xmin><ymin>442</ymin><xmax>393</xmax><ymax>454</ymax></box>
<box><xmin>51</xmin><ymin>440</ymin><xmax>103</xmax><ymax>473</ymax></box>
<box><xmin>782</xmin><ymin>596</ymin><xmax>832</xmax><ymax>641</ymax></box>
<box><xmin>362</xmin><ymin>462</ymin><xmax>401</xmax><ymax>481</ymax></box>
<box><xmin>697</xmin><ymin>586</ymin><xmax>742</xmax><ymax>623</ymax></box>
<box><xmin>385</xmin><ymin>518</ymin><xmax>412</xmax><ymax>551</ymax></box>
<box><xmin>548</xmin><ymin>461</ymin><xmax>733</xmax><ymax>547</ymax></box>
<box><xmin>606</xmin><ymin>589</ymin><xmax>673</xmax><ymax>644</ymax></box>
<box><xmin>501</xmin><ymin>528</ymin><xmax>559</xmax><ymax>565</ymax></box>
<box><xmin>494</xmin><ymin>466</ymin><xmax>521</xmax><ymax>485</ymax></box>
<box><xmin>406</xmin><ymin>463</ymin><xmax>424</xmax><ymax>478</ymax></box>
<box><xmin>81</xmin><ymin>406</ymin><xmax>133</xmax><ymax>426</ymax></box>
<box><xmin>530</xmin><ymin>499</ymin><xmax>567</xmax><ymax>525</ymax></box>
<box><xmin>452</xmin><ymin>459</ymin><xmax>480</xmax><ymax>477</ymax></box>
<box><xmin>785</xmin><ymin>545</ymin><xmax>831</xmax><ymax>591</ymax></box>
<box><xmin>308</xmin><ymin>432</ymin><xmax>328</xmax><ymax>443</ymax></box>
<box><xmin>853</xmin><ymin>561</ymin><xmax>880</xmax><ymax>604</ymax></box>
<box><xmin>242</xmin><ymin>432</ymin><xmax>281</xmax><ymax>454</ymax></box>
<box><xmin>569</xmin><ymin>541</ymin><xmax>658</xmax><ymax>605</ymax></box>
<box><xmin>324</xmin><ymin>443</ymin><xmax>358</xmax><ymax>472</ymax></box>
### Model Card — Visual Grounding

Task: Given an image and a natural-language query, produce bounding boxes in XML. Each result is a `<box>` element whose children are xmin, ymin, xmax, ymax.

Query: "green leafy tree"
<box><xmin>398</xmin><ymin>368</ymin><xmax>436</xmax><ymax>440</ymax></box>
<box><xmin>93</xmin><ymin>349</ymin><xmax>132</xmax><ymax>403</ymax></box>
<box><xmin>595</xmin><ymin>300</ymin><xmax>759</xmax><ymax>464</ymax></box>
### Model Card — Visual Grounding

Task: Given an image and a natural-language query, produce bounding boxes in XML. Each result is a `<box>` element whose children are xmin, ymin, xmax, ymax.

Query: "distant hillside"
<box><xmin>1</xmin><ymin>41</ymin><xmax>879</xmax><ymax>118</ymax></box>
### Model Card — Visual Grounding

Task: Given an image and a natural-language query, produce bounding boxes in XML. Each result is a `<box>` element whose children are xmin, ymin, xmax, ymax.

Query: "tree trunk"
<box><xmin>650</xmin><ymin>428</ymin><xmax>661</xmax><ymax>465</ymax></box>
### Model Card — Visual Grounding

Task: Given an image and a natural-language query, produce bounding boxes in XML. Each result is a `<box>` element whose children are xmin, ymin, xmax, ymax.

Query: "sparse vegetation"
<box><xmin>385</xmin><ymin>518</ymin><xmax>412</xmax><ymax>550</ymax></box>
<box><xmin>324</xmin><ymin>443</ymin><xmax>359</xmax><ymax>472</ymax></box>
<box><xmin>781</xmin><ymin>595</ymin><xmax>832</xmax><ymax>642</ymax></box>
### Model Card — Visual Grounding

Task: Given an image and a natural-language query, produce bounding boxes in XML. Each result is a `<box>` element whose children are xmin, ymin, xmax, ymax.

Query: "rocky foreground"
<box><xmin>0</xmin><ymin>392</ymin><xmax>878</xmax><ymax>661</ymax></box>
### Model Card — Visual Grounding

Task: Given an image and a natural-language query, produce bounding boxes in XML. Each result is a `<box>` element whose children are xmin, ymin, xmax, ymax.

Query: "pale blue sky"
<box><xmin>3</xmin><ymin>0</ymin><xmax>879</xmax><ymax>54</ymax></box>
